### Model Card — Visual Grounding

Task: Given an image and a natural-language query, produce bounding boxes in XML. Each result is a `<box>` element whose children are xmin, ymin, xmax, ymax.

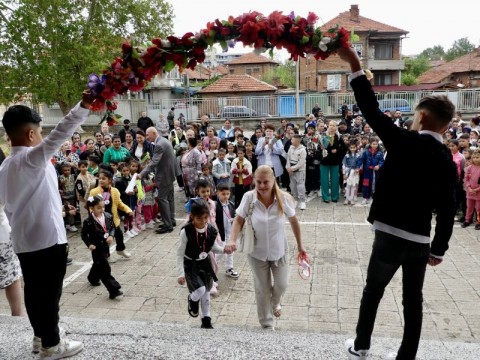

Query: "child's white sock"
<box><xmin>200</xmin><ymin>291</ymin><xmax>211</xmax><ymax>318</ymax></box>
<box><xmin>190</xmin><ymin>286</ymin><xmax>206</xmax><ymax>302</ymax></box>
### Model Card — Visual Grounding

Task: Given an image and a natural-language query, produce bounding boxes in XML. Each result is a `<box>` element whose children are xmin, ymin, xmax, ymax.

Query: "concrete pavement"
<box><xmin>1</xmin><ymin>192</ymin><xmax>480</xmax><ymax>359</ymax></box>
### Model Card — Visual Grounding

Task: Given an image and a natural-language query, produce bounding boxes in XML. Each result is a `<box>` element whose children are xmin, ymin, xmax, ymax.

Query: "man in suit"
<box><xmin>141</xmin><ymin>127</ymin><xmax>177</xmax><ymax>234</ymax></box>
<box><xmin>338</xmin><ymin>47</ymin><xmax>457</xmax><ymax>360</ymax></box>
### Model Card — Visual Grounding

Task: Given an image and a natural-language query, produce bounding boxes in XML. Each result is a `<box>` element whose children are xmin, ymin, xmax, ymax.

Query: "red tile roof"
<box><xmin>373</xmin><ymin>84</ymin><xmax>444</xmax><ymax>92</ymax></box>
<box><xmin>198</xmin><ymin>74</ymin><xmax>277</xmax><ymax>93</ymax></box>
<box><xmin>321</xmin><ymin>9</ymin><xmax>408</xmax><ymax>34</ymax></box>
<box><xmin>418</xmin><ymin>48</ymin><xmax>480</xmax><ymax>83</ymax></box>
<box><xmin>183</xmin><ymin>65</ymin><xmax>211</xmax><ymax>80</ymax></box>
<box><xmin>226</xmin><ymin>52</ymin><xmax>278</xmax><ymax>65</ymax></box>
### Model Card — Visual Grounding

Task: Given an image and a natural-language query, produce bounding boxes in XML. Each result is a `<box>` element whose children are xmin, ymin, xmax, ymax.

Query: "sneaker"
<box><xmin>33</xmin><ymin>328</ymin><xmax>66</xmax><ymax>354</ymax></box>
<box><xmin>130</xmin><ymin>228</ymin><xmax>139</xmax><ymax>236</ymax></box>
<box><xmin>201</xmin><ymin>316</ymin><xmax>214</xmax><ymax>329</ymax></box>
<box><xmin>140</xmin><ymin>224</ymin><xmax>146</xmax><ymax>231</ymax></box>
<box><xmin>299</xmin><ymin>202</ymin><xmax>306</xmax><ymax>210</ymax></box>
<box><xmin>461</xmin><ymin>221</ymin><xmax>471</xmax><ymax>228</ymax></box>
<box><xmin>146</xmin><ymin>222</ymin><xmax>155</xmax><ymax>229</ymax></box>
<box><xmin>361</xmin><ymin>199</ymin><xmax>368</xmax><ymax>205</ymax></box>
<box><xmin>188</xmin><ymin>294</ymin><xmax>199</xmax><ymax>317</ymax></box>
<box><xmin>65</xmin><ymin>225</ymin><xmax>71</xmax><ymax>231</ymax></box>
<box><xmin>66</xmin><ymin>258</ymin><xmax>73</xmax><ymax>266</ymax></box>
<box><xmin>344</xmin><ymin>199</ymin><xmax>349</xmax><ymax>205</ymax></box>
<box><xmin>39</xmin><ymin>338</ymin><xmax>83</xmax><ymax>359</ymax></box>
<box><xmin>210</xmin><ymin>283</ymin><xmax>218</xmax><ymax>296</ymax></box>
<box><xmin>116</xmin><ymin>250</ymin><xmax>131</xmax><ymax>258</ymax></box>
<box><xmin>107</xmin><ymin>256</ymin><xmax>116</xmax><ymax>263</ymax></box>
<box><xmin>345</xmin><ymin>338</ymin><xmax>369</xmax><ymax>360</ymax></box>
<box><xmin>109</xmin><ymin>290</ymin><xmax>123</xmax><ymax>300</ymax></box>
<box><xmin>225</xmin><ymin>268</ymin><xmax>240</xmax><ymax>279</ymax></box>
<box><xmin>69</xmin><ymin>225</ymin><xmax>78</xmax><ymax>232</ymax></box>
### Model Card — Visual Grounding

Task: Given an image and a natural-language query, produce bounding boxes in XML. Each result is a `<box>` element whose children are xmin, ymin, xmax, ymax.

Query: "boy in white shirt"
<box><xmin>212</xmin><ymin>148</ymin><xmax>231</xmax><ymax>187</ymax></box>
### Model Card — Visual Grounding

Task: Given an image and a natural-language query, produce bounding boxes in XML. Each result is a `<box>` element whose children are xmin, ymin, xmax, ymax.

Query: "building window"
<box><xmin>229</xmin><ymin>68</ymin><xmax>234</xmax><ymax>74</ymax></box>
<box><xmin>245</xmin><ymin>68</ymin><xmax>252</xmax><ymax>75</ymax></box>
<box><xmin>376</xmin><ymin>73</ymin><xmax>393</xmax><ymax>85</ymax></box>
<box><xmin>353</xmin><ymin>44</ymin><xmax>363</xmax><ymax>58</ymax></box>
<box><xmin>374</xmin><ymin>44</ymin><xmax>393</xmax><ymax>60</ymax></box>
<box><xmin>327</xmin><ymin>74</ymin><xmax>341</xmax><ymax>91</ymax></box>
<box><xmin>345</xmin><ymin>75</ymin><xmax>352</xmax><ymax>91</ymax></box>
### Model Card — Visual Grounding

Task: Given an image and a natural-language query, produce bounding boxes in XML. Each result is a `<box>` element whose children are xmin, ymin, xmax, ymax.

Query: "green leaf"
<box><xmin>164</xmin><ymin>60</ymin><xmax>175</xmax><ymax>72</ymax></box>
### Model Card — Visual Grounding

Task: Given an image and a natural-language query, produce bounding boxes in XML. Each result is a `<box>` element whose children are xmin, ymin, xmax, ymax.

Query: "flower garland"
<box><xmin>87</xmin><ymin>11</ymin><xmax>351</xmax><ymax>124</ymax></box>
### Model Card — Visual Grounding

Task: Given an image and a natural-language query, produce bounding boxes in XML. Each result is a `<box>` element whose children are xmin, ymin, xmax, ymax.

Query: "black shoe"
<box><xmin>323</xmin><ymin>200</ymin><xmax>330</xmax><ymax>203</ymax></box>
<box><xmin>475</xmin><ymin>224</ymin><xmax>480</xmax><ymax>230</ymax></box>
<box><xmin>332</xmin><ymin>200</ymin><xmax>338</xmax><ymax>203</ymax></box>
<box><xmin>172</xmin><ymin>220</ymin><xmax>177</xmax><ymax>227</ymax></box>
<box><xmin>66</xmin><ymin>257</ymin><xmax>73</xmax><ymax>265</ymax></box>
<box><xmin>201</xmin><ymin>316</ymin><xmax>213</xmax><ymax>329</ymax></box>
<box><xmin>109</xmin><ymin>290</ymin><xmax>123</xmax><ymax>299</ymax></box>
<box><xmin>89</xmin><ymin>280</ymin><xmax>101</xmax><ymax>286</ymax></box>
<box><xmin>156</xmin><ymin>227</ymin><xmax>173</xmax><ymax>234</ymax></box>
<box><xmin>461</xmin><ymin>221</ymin><xmax>471</xmax><ymax>228</ymax></box>
<box><xmin>188</xmin><ymin>295</ymin><xmax>199</xmax><ymax>317</ymax></box>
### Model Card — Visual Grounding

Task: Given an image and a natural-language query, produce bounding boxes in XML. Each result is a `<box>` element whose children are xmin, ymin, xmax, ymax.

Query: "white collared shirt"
<box><xmin>0</xmin><ymin>102</ymin><xmax>89</xmax><ymax>253</ymax></box>
<box><xmin>236</xmin><ymin>190</ymin><xmax>295</xmax><ymax>262</ymax></box>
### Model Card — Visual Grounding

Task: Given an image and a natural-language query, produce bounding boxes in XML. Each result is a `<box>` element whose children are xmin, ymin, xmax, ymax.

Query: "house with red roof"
<box><xmin>299</xmin><ymin>4</ymin><xmax>408</xmax><ymax>92</ymax></box>
<box><xmin>225</xmin><ymin>53</ymin><xmax>279</xmax><ymax>80</ymax></box>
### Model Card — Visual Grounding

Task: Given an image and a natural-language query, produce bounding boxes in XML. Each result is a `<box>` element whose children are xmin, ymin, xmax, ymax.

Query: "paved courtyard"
<box><xmin>1</xmin><ymin>191</ymin><xmax>480</xmax><ymax>359</ymax></box>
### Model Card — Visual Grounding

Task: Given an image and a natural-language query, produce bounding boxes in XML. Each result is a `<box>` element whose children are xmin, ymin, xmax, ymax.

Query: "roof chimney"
<box><xmin>350</xmin><ymin>4</ymin><xmax>359</xmax><ymax>22</ymax></box>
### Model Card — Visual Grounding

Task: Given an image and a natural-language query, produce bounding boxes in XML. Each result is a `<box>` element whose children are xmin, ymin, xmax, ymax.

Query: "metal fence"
<box><xmin>2</xmin><ymin>88</ymin><xmax>480</xmax><ymax>128</ymax></box>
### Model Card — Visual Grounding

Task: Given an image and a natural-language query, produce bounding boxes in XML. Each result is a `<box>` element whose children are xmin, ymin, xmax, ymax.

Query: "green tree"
<box><xmin>401</xmin><ymin>56</ymin><xmax>431</xmax><ymax>85</ymax></box>
<box><xmin>262</xmin><ymin>60</ymin><xmax>296</xmax><ymax>88</ymax></box>
<box><xmin>444</xmin><ymin>38</ymin><xmax>475</xmax><ymax>62</ymax></box>
<box><xmin>0</xmin><ymin>0</ymin><xmax>174</xmax><ymax>114</ymax></box>
<box><xmin>419</xmin><ymin>45</ymin><xmax>445</xmax><ymax>61</ymax></box>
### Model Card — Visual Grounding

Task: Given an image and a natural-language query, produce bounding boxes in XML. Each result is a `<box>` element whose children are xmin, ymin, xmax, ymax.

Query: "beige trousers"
<box><xmin>247</xmin><ymin>255</ymin><xmax>289</xmax><ymax>328</ymax></box>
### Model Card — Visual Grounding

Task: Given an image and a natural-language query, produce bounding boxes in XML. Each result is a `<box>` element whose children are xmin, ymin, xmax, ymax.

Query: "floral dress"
<box><xmin>181</xmin><ymin>148</ymin><xmax>203</xmax><ymax>197</ymax></box>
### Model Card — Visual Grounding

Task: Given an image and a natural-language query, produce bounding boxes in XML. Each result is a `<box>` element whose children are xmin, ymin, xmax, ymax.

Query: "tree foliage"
<box><xmin>0</xmin><ymin>0</ymin><xmax>174</xmax><ymax>114</ymax></box>
<box><xmin>262</xmin><ymin>60</ymin><xmax>296</xmax><ymax>88</ymax></box>
<box><xmin>444</xmin><ymin>37</ymin><xmax>475</xmax><ymax>62</ymax></box>
<box><xmin>419</xmin><ymin>45</ymin><xmax>445</xmax><ymax>61</ymax></box>
<box><xmin>401</xmin><ymin>55</ymin><xmax>430</xmax><ymax>85</ymax></box>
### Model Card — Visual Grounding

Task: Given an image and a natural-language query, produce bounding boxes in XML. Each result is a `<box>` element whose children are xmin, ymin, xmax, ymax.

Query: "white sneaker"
<box><xmin>125</xmin><ymin>230</ymin><xmax>133</xmax><ymax>238</ymax></box>
<box><xmin>117</xmin><ymin>250</ymin><xmax>131</xmax><ymax>258</ymax></box>
<box><xmin>33</xmin><ymin>327</ymin><xmax>66</xmax><ymax>354</ymax></box>
<box><xmin>299</xmin><ymin>202</ymin><xmax>306</xmax><ymax>210</ymax></box>
<box><xmin>385</xmin><ymin>352</ymin><xmax>397</xmax><ymax>360</ymax></box>
<box><xmin>345</xmin><ymin>338</ymin><xmax>369</xmax><ymax>360</ymax></box>
<box><xmin>317</xmin><ymin>190</ymin><xmax>322</xmax><ymax>197</ymax></box>
<box><xmin>40</xmin><ymin>338</ymin><xmax>83</xmax><ymax>359</ymax></box>
<box><xmin>344</xmin><ymin>199</ymin><xmax>349</xmax><ymax>205</ymax></box>
<box><xmin>361</xmin><ymin>199</ymin><xmax>368</xmax><ymax>205</ymax></box>
<box><xmin>140</xmin><ymin>224</ymin><xmax>146</xmax><ymax>231</ymax></box>
<box><xmin>130</xmin><ymin>228</ymin><xmax>139</xmax><ymax>236</ymax></box>
<box><xmin>146</xmin><ymin>222</ymin><xmax>155</xmax><ymax>229</ymax></box>
<box><xmin>65</xmin><ymin>225</ymin><xmax>71</xmax><ymax>231</ymax></box>
<box><xmin>69</xmin><ymin>225</ymin><xmax>78</xmax><ymax>232</ymax></box>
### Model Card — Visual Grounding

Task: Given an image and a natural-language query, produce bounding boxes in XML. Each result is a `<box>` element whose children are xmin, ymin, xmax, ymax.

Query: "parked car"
<box><xmin>219</xmin><ymin>106</ymin><xmax>257</xmax><ymax>118</ymax></box>
<box><xmin>377</xmin><ymin>99</ymin><xmax>412</xmax><ymax>113</ymax></box>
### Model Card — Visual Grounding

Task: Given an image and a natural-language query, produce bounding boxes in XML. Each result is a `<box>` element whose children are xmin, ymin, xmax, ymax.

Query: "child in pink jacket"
<box><xmin>462</xmin><ymin>150</ymin><xmax>480</xmax><ymax>229</ymax></box>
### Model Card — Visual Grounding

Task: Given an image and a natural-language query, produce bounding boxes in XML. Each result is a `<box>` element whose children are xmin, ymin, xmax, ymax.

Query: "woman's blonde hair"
<box><xmin>254</xmin><ymin>165</ymin><xmax>289</xmax><ymax>215</ymax></box>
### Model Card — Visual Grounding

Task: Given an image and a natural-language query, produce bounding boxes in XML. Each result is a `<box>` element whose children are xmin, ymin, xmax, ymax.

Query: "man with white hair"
<box><xmin>140</xmin><ymin>127</ymin><xmax>177</xmax><ymax>234</ymax></box>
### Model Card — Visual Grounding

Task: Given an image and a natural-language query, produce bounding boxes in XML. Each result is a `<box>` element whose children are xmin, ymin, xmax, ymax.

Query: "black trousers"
<box><xmin>234</xmin><ymin>183</ymin><xmax>250</xmax><ymax>209</ymax></box>
<box><xmin>88</xmin><ymin>247</ymin><xmax>121</xmax><ymax>294</ymax></box>
<box><xmin>355</xmin><ymin>231</ymin><xmax>429</xmax><ymax>360</ymax></box>
<box><xmin>17</xmin><ymin>243</ymin><xmax>67</xmax><ymax>348</ymax></box>
<box><xmin>114</xmin><ymin>226</ymin><xmax>125</xmax><ymax>251</ymax></box>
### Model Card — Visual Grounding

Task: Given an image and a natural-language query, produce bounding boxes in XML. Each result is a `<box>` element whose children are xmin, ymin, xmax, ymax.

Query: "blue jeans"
<box><xmin>355</xmin><ymin>230</ymin><xmax>430</xmax><ymax>360</ymax></box>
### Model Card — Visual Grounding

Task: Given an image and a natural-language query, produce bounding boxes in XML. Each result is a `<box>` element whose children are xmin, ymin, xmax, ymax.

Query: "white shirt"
<box><xmin>0</xmin><ymin>203</ymin><xmax>11</xmax><ymax>245</ymax></box>
<box><xmin>0</xmin><ymin>102</ymin><xmax>89</xmax><ymax>253</ymax></box>
<box><xmin>236</xmin><ymin>190</ymin><xmax>295</xmax><ymax>262</ymax></box>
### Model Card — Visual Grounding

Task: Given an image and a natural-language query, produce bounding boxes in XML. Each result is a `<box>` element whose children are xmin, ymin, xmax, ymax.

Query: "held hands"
<box><xmin>224</xmin><ymin>241</ymin><xmax>237</xmax><ymax>254</ymax></box>
<box><xmin>178</xmin><ymin>276</ymin><xmax>186</xmax><ymax>285</ymax></box>
<box><xmin>81</xmin><ymin>90</ymin><xmax>94</xmax><ymax>109</ymax></box>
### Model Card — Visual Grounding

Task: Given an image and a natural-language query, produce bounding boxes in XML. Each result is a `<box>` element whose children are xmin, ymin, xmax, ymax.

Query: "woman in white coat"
<box><xmin>225</xmin><ymin>165</ymin><xmax>306</xmax><ymax>330</ymax></box>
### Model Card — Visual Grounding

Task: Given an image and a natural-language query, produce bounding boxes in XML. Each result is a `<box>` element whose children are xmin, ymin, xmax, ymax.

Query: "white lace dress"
<box><xmin>0</xmin><ymin>204</ymin><xmax>22</xmax><ymax>289</ymax></box>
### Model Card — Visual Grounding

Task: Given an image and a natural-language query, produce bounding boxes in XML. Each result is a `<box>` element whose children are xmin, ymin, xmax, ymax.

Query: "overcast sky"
<box><xmin>167</xmin><ymin>0</ymin><xmax>479</xmax><ymax>59</ymax></box>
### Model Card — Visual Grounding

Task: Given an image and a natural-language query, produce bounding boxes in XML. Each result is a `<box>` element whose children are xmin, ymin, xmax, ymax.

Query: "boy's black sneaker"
<box><xmin>109</xmin><ymin>290</ymin><xmax>123</xmax><ymax>300</ymax></box>
<box><xmin>201</xmin><ymin>316</ymin><xmax>214</xmax><ymax>329</ymax></box>
<box><xmin>188</xmin><ymin>295</ymin><xmax>199</xmax><ymax>317</ymax></box>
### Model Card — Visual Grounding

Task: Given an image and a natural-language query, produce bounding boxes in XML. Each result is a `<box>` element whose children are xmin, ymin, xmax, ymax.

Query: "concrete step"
<box><xmin>1</xmin><ymin>315</ymin><xmax>479</xmax><ymax>359</ymax></box>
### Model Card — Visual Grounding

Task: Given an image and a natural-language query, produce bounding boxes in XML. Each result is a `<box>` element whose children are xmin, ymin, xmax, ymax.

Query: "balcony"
<box><xmin>367</xmin><ymin>59</ymin><xmax>405</xmax><ymax>71</ymax></box>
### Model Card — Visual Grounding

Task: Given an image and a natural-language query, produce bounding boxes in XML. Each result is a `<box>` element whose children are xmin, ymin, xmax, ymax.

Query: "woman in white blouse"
<box><xmin>226</xmin><ymin>165</ymin><xmax>306</xmax><ymax>330</ymax></box>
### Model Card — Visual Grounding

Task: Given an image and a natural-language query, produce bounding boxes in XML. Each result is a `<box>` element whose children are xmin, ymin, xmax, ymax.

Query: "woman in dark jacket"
<box><xmin>319</xmin><ymin>120</ymin><xmax>346</xmax><ymax>203</ymax></box>
<box><xmin>130</xmin><ymin>130</ymin><xmax>154</xmax><ymax>163</ymax></box>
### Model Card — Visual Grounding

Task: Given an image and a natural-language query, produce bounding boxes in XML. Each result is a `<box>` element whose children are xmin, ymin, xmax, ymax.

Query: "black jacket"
<box><xmin>215</xmin><ymin>201</ymin><xmax>235</xmax><ymax>242</ymax></box>
<box><xmin>81</xmin><ymin>212</ymin><xmax>116</xmax><ymax>248</ymax></box>
<box><xmin>351</xmin><ymin>75</ymin><xmax>456</xmax><ymax>256</ymax></box>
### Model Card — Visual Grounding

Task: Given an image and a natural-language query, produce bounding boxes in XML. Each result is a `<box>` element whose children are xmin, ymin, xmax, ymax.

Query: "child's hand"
<box><xmin>88</xmin><ymin>244</ymin><xmax>96</xmax><ymax>251</ymax></box>
<box><xmin>106</xmin><ymin>236</ymin><xmax>113</xmax><ymax>245</ymax></box>
<box><xmin>232</xmin><ymin>168</ymin><xmax>238</xmax><ymax>174</ymax></box>
<box><xmin>374</xmin><ymin>165</ymin><xmax>380</xmax><ymax>171</ymax></box>
<box><xmin>178</xmin><ymin>277</ymin><xmax>186</xmax><ymax>285</ymax></box>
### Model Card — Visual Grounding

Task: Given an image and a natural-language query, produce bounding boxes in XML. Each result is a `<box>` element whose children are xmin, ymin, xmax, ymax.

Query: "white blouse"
<box><xmin>236</xmin><ymin>190</ymin><xmax>295</xmax><ymax>262</ymax></box>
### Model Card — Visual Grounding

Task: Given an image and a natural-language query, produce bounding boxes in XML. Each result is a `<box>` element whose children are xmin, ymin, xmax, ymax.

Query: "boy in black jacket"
<box><xmin>215</xmin><ymin>184</ymin><xmax>239</xmax><ymax>279</ymax></box>
<box><xmin>338</xmin><ymin>47</ymin><xmax>457</xmax><ymax>360</ymax></box>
